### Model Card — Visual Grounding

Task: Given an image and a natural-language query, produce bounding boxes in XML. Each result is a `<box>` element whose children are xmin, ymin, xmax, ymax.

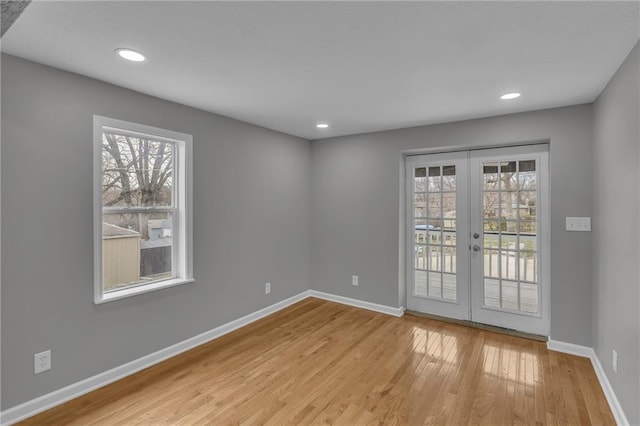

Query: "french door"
<box><xmin>406</xmin><ymin>145</ymin><xmax>549</xmax><ymax>336</ymax></box>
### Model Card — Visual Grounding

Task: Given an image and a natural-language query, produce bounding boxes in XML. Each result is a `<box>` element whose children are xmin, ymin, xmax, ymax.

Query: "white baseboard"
<box><xmin>547</xmin><ymin>339</ymin><xmax>629</xmax><ymax>426</ymax></box>
<box><xmin>308</xmin><ymin>290</ymin><xmax>405</xmax><ymax>317</ymax></box>
<box><xmin>1</xmin><ymin>291</ymin><xmax>309</xmax><ymax>426</ymax></box>
<box><xmin>0</xmin><ymin>290</ymin><xmax>404</xmax><ymax>425</ymax></box>
<box><xmin>547</xmin><ymin>338</ymin><xmax>594</xmax><ymax>358</ymax></box>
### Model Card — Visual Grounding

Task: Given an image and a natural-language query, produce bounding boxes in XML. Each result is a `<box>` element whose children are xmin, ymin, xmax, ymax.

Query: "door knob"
<box><xmin>472</xmin><ymin>245</ymin><xmax>481</xmax><ymax>252</ymax></box>
<box><xmin>473</xmin><ymin>233</ymin><xmax>480</xmax><ymax>239</ymax></box>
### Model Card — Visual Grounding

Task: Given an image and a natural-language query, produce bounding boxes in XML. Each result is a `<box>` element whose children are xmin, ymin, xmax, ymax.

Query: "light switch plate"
<box><xmin>566</xmin><ymin>217</ymin><xmax>591</xmax><ymax>232</ymax></box>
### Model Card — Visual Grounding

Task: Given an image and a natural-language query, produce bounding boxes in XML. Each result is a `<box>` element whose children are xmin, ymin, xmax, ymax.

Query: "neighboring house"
<box><xmin>148</xmin><ymin>219</ymin><xmax>172</xmax><ymax>240</ymax></box>
<box><xmin>102</xmin><ymin>222</ymin><xmax>141</xmax><ymax>289</ymax></box>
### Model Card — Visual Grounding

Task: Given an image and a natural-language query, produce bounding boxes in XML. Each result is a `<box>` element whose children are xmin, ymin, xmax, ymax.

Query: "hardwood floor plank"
<box><xmin>18</xmin><ymin>298</ymin><xmax>615</xmax><ymax>425</ymax></box>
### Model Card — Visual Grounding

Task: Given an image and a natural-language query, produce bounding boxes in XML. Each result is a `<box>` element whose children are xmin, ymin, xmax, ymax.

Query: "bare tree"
<box><xmin>102</xmin><ymin>132</ymin><xmax>173</xmax><ymax>239</ymax></box>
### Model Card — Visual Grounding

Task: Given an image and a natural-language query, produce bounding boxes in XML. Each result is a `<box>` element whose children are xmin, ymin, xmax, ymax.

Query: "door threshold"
<box><xmin>405</xmin><ymin>310</ymin><xmax>548</xmax><ymax>342</ymax></box>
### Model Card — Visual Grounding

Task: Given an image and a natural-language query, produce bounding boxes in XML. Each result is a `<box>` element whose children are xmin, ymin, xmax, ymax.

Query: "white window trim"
<box><xmin>93</xmin><ymin>116</ymin><xmax>193</xmax><ymax>304</ymax></box>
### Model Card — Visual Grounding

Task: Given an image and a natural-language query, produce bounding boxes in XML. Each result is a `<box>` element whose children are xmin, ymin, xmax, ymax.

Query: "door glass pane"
<box><xmin>428</xmin><ymin>272</ymin><xmax>442</xmax><ymax>298</ymax></box>
<box><xmin>414</xmin><ymin>168</ymin><xmax>427</xmax><ymax>192</ymax></box>
<box><xmin>501</xmin><ymin>280</ymin><xmax>519</xmax><ymax>310</ymax></box>
<box><xmin>428</xmin><ymin>193</ymin><xmax>442</xmax><ymax>218</ymax></box>
<box><xmin>519</xmin><ymin>251</ymin><xmax>537</xmax><ymax>282</ymax></box>
<box><xmin>500</xmin><ymin>192</ymin><xmax>519</xmax><ymax>220</ymax></box>
<box><xmin>520</xmin><ymin>283</ymin><xmax>538</xmax><ymax>313</ymax></box>
<box><xmin>412</xmin><ymin>163</ymin><xmax>458</xmax><ymax>302</ymax></box>
<box><xmin>481</xmin><ymin>158</ymin><xmax>539</xmax><ymax>315</ymax></box>
<box><xmin>442</xmin><ymin>192</ymin><xmax>456</xmax><ymax>219</ymax></box>
<box><xmin>519</xmin><ymin>191</ymin><xmax>537</xmax><ymax>220</ymax></box>
<box><xmin>484</xmin><ymin>278</ymin><xmax>500</xmax><ymax>308</ymax></box>
<box><xmin>442</xmin><ymin>166</ymin><xmax>456</xmax><ymax>191</ymax></box>
<box><xmin>414</xmin><ymin>270</ymin><xmax>428</xmax><ymax>297</ymax></box>
<box><xmin>483</xmin><ymin>192</ymin><xmax>500</xmax><ymax>218</ymax></box>
<box><xmin>413</xmin><ymin>193</ymin><xmax>427</xmax><ymax>218</ymax></box>
<box><xmin>443</xmin><ymin>229</ymin><xmax>456</xmax><ymax>246</ymax></box>
<box><xmin>483</xmin><ymin>164</ymin><xmax>499</xmax><ymax>191</ymax></box>
<box><xmin>443</xmin><ymin>246</ymin><xmax>456</xmax><ymax>273</ymax></box>
<box><xmin>443</xmin><ymin>274</ymin><xmax>456</xmax><ymax>300</ymax></box>
<box><xmin>414</xmin><ymin>245</ymin><xmax>427</xmax><ymax>269</ymax></box>
<box><xmin>428</xmin><ymin>246</ymin><xmax>442</xmax><ymax>271</ymax></box>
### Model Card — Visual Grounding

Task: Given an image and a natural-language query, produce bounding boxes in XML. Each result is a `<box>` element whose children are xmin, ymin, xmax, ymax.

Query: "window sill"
<box><xmin>94</xmin><ymin>277</ymin><xmax>195</xmax><ymax>304</ymax></box>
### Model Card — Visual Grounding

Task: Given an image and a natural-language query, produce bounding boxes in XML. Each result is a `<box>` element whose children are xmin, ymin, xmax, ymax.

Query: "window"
<box><xmin>94</xmin><ymin>116</ymin><xmax>193</xmax><ymax>303</ymax></box>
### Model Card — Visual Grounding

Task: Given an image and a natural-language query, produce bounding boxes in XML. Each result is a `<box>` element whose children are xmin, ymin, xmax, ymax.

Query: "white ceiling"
<box><xmin>2</xmin><ymin>1</ymin><xmax>639</xmax><ymax>140</ymax></box>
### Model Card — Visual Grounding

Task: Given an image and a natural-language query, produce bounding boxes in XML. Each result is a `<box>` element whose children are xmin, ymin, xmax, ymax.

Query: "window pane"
<box><xmin>500</xmin><ymin>192</ymin><xmax>519</xmax><ymax>220</ymax></box>
<box><xmin>519</xmin><ymin>221</ymin><xmax>537</xmax><ymax>235</ymax></box>
<box><xmin>483</xmin><ymin>233</ymin><xmax>498</xmax><ymax>249</ymax></box>
<box><xmin>428</xmin><ymin>272</ymin><xmax>442</xmax><ymax>298</ymax></box>
<box><xmin>443</xmin><ymin>246</ymin><xmax>456</xmax><ymax>273</ymax></box>
<box><xmin>519</xmin><ymin>160</ymin><xmax>536</xmax><ymax>172</ymax></box>
<box><xmin>442</xmin><ymin>192</ymin><xmax>456</xmax><ymax>219</ymax></box>
<box><xmin>414</xmin><ymin>245</ymin><xmax>427</xmax><ymax>270</ymax></box>
<box><xmin>428</xmin><ymin>246</ymin><xmax>442</xmax><ymax>271</ymax></box>
<box><xmin>443</xmin><ymin>273</ymin><xmax>456</xmax><ymax>300</ymax></box>
<box><xmin>414</xmin><ymin>219</ymin><xmax>428</xmax><ymax>244</ymax></box>
<box><xmin>519</xmin><ymin>191</ymin><xmax>537</xmax><ymax>220</ymax></box>
<box><xmin>428</xmin><ymin>166</ymin><xmax>441</xmax><ymax>177</ymax></box>
<box><xmin>443</xmin><ymin>229</ymin><xmax>456</xmax><ymax>246</ymax></box>
<box><xmin>484</xmin><ymin>278</ymin><xmax>500</xmax><ymax>308</ymax></box>
<box><xmin>501</xmin><ymin>251</ymin><xmax>518</xmax><ymax>280</ymax></box>
<box><xmin>520</xmin><ymin>283</ymin><xmax>539</xmax><ymax>314</ymax></box>
<box><xmin>428</xmin><ymin>193</ymin><xmax>442</xmax><ymax>218</ymax></box>
<box><xmin>501</xmin><ymin>280</ymin><xmax>518</xmax><ymax>310</ymax></box>
<box><xmin>518</xmin><ymin>169</ymin><xmax>536</xmax><ymax>190</ymax></box>
<box><xmin>413</xmin><ymin>193</ymin><xmax>426</xmax><ymax>210</ymax></box>
<box><xmin>500</xmin><ymin>234</ymin><xmax>519</xmax><ymax>250</ymax></box>
<box><xmin>102</xmin><ymin>212</ymin><xmax>173</xmax><ymax>292</ymax></box>
<box><xmin>102</xmin><ymin>132</ymin><xmax>174</xmax><ymax>207</ymax></box>
<box><xmin>483</xmin><ymin>192</ymin><xmax>499</xmax><ymax>218</ymax></box>
<box><xmin>483</xmin><ymin>163</ymin><xmax>499</xmax><ymax>191</ymax></box>
<box><xmin>414</xmin><ymin>270</ymin><xmax>428</xmax><ymax>297</ymax></box>
<box><xmin>519</xmin><ymin>251</ymin><xmax>537</xmax><ymax>282</ymax></box>
<box><xmin>483</xmin><ymin>249</ymin><xmax>500</xmax><ymax>278</ymax></box>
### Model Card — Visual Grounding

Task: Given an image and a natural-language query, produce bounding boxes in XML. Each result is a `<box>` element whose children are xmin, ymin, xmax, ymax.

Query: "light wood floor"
<box><xmin>20</xmin><ymin>298</ymin><xmax>614</xmax><ymax>425</ymax></box>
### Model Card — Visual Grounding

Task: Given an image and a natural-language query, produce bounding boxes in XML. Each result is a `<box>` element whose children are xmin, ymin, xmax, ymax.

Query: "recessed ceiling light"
<box><xmin>116</xmin><ymin>48</ymin><xmax>146</xmax><ymax>62</ymax></box>
<box><xmin>500</xmin><ymin>92</ymin><xmax>521</xmax><ymax>100</ymax></box>
<box><xmin>316</xmin><ymin>123</ymin><xmax>329</xmax><ymax>129</ymax></box>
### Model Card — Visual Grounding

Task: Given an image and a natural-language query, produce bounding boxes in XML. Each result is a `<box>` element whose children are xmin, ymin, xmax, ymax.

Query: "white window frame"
<box><xmin>93</xmin><ymin>116</ymin><xmax>193</xmax><ymax>304</ymax></box>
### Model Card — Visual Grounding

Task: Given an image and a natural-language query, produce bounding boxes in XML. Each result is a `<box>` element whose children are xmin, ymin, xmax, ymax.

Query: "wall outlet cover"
<box><xmin>34</xmin><ymin>350</ymin><xmax>51</xmax><ymax>374</ymax></box>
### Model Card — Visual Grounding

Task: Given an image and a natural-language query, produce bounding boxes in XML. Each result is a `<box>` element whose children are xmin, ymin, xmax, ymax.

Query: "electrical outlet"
<box><xmin>352</xmin><ymin>275</ymin><xmax>358</xmax><ymax>286</ymax></box>
<box><xmin>34</xmin><ymin>350</ymin><xmax>51</xmax><ymax>374</ymax></box>
<box><xmin>612</xmin><ymin>350</ymin><xmax>618</xmax><ymax>373</ymax></box>
<box><xmin>265</xmin><ymin>282</ymin><xmax>271</xmax><ymax>294</ymax></box>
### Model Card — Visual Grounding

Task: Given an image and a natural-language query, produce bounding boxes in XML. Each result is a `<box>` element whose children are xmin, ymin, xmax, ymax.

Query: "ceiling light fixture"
<box><xmin>316</xmin><ymin>123</ymin><xmax>329</xmax><ymax>129</ymax></box>
<box><xmin>116</xmin><ymin>48</ymin><xmax>146</xmax><ymax>62</ymax></box>
<box><xmin>500</xmin><ymin>92</ymin><xmax>521</xmax><ymax>100</ymax></box>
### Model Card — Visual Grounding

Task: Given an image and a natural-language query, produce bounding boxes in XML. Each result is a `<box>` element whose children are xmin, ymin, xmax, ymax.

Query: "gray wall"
<box><xmin>593</xmin><ymin>40</ymin><xmax>640</xmax><ymax>425</ymax></box>
<box><xmin>1</xmin><ymin>54</ymin><xmax>311</xmax><ymax>410</ymax></box>
<box><xmin>311</xmin><ymin>105</ymin><xmax>594</xmax><ymax>346</ymax></box>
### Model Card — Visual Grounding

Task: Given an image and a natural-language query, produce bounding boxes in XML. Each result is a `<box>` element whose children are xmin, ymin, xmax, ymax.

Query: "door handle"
<box><xmin>472</xmin><ymin>245</ymin><xmax>481</xmax><ymax>252</ymax></box>
<box><xmin>473</xmin><ymin>233</ymin><xmax>480</xmax><ymax>239</ymax></box>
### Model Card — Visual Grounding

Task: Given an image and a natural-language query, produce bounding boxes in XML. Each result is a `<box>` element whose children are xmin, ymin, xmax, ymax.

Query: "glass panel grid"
<box><xmin>481</xmin><ymin>159</ymin><xmax>539</xmax><ymax>314</ymax></box>
<box><xmin>412</xmin><ymin>165</ymin><xmax>457</xmax><ymax>301</ymax></box>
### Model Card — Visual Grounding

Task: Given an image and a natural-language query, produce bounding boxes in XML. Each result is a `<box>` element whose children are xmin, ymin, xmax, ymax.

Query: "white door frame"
<box><xmin>469</xmin><ymin>145</ymin><xmax>550</xmax><ymax>335</ymax></box>
<box><xmin>405</xmin><ymin>152</ymin><xmax>470</xmax><ymax>320</ymax></box>
<box><xmin>405</xmin><ymin>144</ymin><xmax>550</xmax><ymax>336</ymax></box>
